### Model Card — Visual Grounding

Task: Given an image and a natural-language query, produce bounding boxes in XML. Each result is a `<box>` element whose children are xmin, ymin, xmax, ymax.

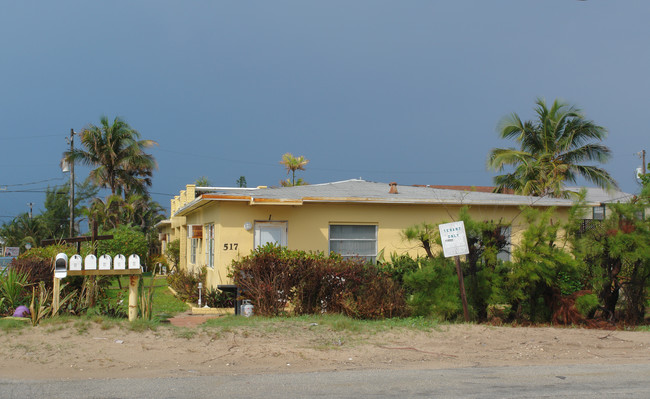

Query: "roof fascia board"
<box><xmin>300</xmin><ymin>197</ymin><xmax>578</xmax><ymax>207</ymax></box>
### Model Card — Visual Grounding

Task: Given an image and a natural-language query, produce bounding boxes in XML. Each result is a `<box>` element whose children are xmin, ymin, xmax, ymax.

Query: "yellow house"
<box><xmin>161</xmin><ymin>179</ymin><xmax>579</xmax><ymax>289</ymax></box>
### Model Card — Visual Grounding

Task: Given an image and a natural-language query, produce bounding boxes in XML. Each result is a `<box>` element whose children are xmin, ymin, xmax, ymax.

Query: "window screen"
<box><xmin>329</xmin><ymin>225</ymin><xmax>377</xmax><ymax>262</ymax></box>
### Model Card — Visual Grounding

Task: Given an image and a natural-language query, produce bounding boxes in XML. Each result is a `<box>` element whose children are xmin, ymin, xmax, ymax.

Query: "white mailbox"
<box><xmin>128</xmin><ymin>254</ymin><xmax>141</xmax><ymax>270</ymax></box>
<box><xmin>84</xmin><ymin>254</ymin><xmax>97</xmax><ymax>270</ymax></box>
<box><xmin>114</xmin><ymin>254</ymin><xmax>126</xmax><ymax>270</ymax></box>
<box><xmin>54</xmin><ymin>253</ymin><xmax>68</xmax><ymax>279</ymax></box>
<box><xmin>70</xmin><ymin>254</ymin><xmax>83</xmax><ymax>271</ymax></box>
<box><xmin>99</xmin><ymin>254</ymin><xmax>112</xmax><ymax>270</ymax></box>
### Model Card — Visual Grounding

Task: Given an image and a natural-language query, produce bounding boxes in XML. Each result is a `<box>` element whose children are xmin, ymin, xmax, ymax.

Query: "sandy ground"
<box><xmin>1</xmin><ymin>317</ymin><xmax>649</xmax><ymax>380</ymax></box>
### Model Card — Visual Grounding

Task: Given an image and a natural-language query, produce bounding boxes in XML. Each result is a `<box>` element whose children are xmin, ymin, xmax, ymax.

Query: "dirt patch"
<box><xmin>1</xmin><ymin>320</ymin><xmax>648</xmax><ymax>380</ymax></box>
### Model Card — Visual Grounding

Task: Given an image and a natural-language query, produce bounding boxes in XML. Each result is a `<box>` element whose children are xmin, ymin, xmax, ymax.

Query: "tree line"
<box><xmin>1</xmin><ymin>116</ymin><xmax>164</xmax><ymax>254</ymax></box>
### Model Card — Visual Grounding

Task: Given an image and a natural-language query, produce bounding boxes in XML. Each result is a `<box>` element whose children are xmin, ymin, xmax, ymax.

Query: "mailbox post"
<box><xmin>53</xmin><ymin>252</ymin><xmax>142</xmax><ymax>321</ymax></box>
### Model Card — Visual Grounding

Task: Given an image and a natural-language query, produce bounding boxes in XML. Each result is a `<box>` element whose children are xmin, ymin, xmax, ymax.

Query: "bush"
<box><xmin>0</xmin><ymin>268</ymin><xmax>29</xmax><ymax>313</ymax></box>
<box><xmin>97</xmin><ymin>225</ymin><xmax>148</xmax><ymax>266</ymax></box>
<box><xmin>231</xmin><ymin>244</ymin><xmax>407</xmax><ymax>319</ymax></box>
<box><xmin>232</xmin><ymin>244</ymin><xmax>294</xmax><ymax>316</ymax></box>
<box><xmin>575</xmin><ymin>293</ymin><xmax>599</xmax><ymax>318</ymax></box>
<box><xmin>147</xmin><ymin>254</ymin><xmax>168</xmax><ymax>274</ymax></box>
<box><xmin>165</xmin><ymin>239</ymin><xmax>181</xmax><ymax>271</ymax></box>
<box><xmin>403</xmin><ymin>255</ymin><xmax>464</xmax><ymax>320</ymax></box>
<box><xmin>9</xmin><ymin>258</ymin><xmax>53</xmax><ymax>291</ymax></box>
<box><xmin>204</xmin><ymin>288</ymin><xmax>235</xmax><ymax>308</ymax></box>
<box><xmin>18</xmin><ymin>244</ymin><xmax>78</xmax><ymax>262</ymax></box>
<box><xmin>167</xmin><ymin>267</ymin><xmax>206</xmax><ymax>304</ymax></box>
<box><xmin>499</xmin><ymin>208</ymin><xmax>582</xmax><ymax>323</ymax></box>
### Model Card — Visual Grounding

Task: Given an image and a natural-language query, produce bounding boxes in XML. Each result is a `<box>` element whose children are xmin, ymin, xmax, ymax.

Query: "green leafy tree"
<box><xmin>458</xmin><ymin>208</ymin><xmax>509</xmax><ymax>322</ymax></box>
<box><xmin>571</xmin><ymin>198</ymin><xmax>650</xmax><ymax>324</ymax></box>
<box><xmin>83</xmin><ymin>195</ymin><xmax>125</xmax><ymax>231</ymax></box>
<box><xmin>488</xmin><ymin>98</ymin><xmax>617</xmax><ymax>197</ymax></box>
<box><xmin>65</xmin><ymin>116</ymin><xmax>158</xmax><ymax>197</ymax></box>
<box><xmin>504</xmin><ymin>207</ymin><xmax>580</xmax><ymax>322</ymax></box>
<box><xmin>403</xmin><ymin>254</ymin><xmax>463</xmax><ymax>320</ymax></box>
<box><xmin>0</xmin><ymin>213</ymin><xmax>47</xmax><ymax>250</ymax></box>
<box><xmin>401</xmin><ymin>222</ymin><xmax>437</xmax><ymax>258</ymax></box>
<box><xmin>41</xmin><ymin>179</ymin><xmax>99</xmax><ymax>238</ymax></box>
<box><xmin>279</xmin><ymin>153</ymin><xmax>309</xmax><ymax>186</ymax></box>
<box><xmin>195</xmin><ymin>176</ymin><xmax>211</xmax><ymax>187</ymax></box>
<box><xmin>165</xmin><ymin>239</ymin><xmax>181</xmax><ymax>271</ymax></box>
<box><xmin>236</xmin><ymin>176</ymin><xmax>247</xmax><ymax>188</ymax></box>
<box><xmin>97</xmin><ymin>224</ymin><xmax>148</xmax><ymax>264</ymax></box>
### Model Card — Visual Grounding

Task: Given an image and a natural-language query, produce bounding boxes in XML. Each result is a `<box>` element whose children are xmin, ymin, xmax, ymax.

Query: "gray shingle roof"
<box><xmin>565</xmin><ymin>187</ymin><xmax>635</xmax><ymax>204</ymax></box>
<box><xmin>197</xmin><ymin>179</ymin><xmax>577</xmax><ymax>207</ymax></box>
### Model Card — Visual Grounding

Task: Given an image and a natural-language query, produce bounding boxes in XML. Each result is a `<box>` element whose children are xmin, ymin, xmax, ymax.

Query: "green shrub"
<box><xmin>503</xmin><ymin>207</ymin><xmax>580</xmax><ymax>323</ymax></box>
<box><xmin>575</xmin><ymin>293</ymin><xmax>599</xmax><ymax>318</ymax></box>
<box><xmin>378</xmin><ymin>253</ymin><xmax>421</xmax><ymax>289</ymax></box>
<box><xmin>18</xmin><ymin>244</ymin><xmax>78</xmax><ymax>262</ymax></box>
<box><xmin>167</xmin><ymin>267</ymin><xmax>206</xmax><ymax>304</ymax></box>
<box><xmin>165</xmin><ymin>239</ymin><xmax>181</xmax><ymax>271</ymax></box>
<box><xmin>204</xmin><ymin>287</ymin><xmax>235</xmax><ymax>308</ymax></box>
<box><xmin>97</xmin><ymin>225</ymin><xmax>148</xmax><ymax>266</ymax></box>
<box><xmin>0</xmin><ymin>268</ymin><xmax>29</xmax><ymax>311</ymax></box>
<box><xmin>403</xmin><ymin>255</ymin><xmax>463</xmax><ymax>320</ymax></box>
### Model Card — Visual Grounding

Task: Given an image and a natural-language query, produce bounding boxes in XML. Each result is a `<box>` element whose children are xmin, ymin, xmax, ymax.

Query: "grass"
<box><xmin>105</xmin><ymin>275</ymin><xmax>189</xmax><ymax>318</ymax></box>
<box><xmin>200</xmin><ymin>313</ymin><xmax>442</xmax><ymax>347</ymax></box>
<box><xmin>0</xmin><ymin>317</ymin><xmax>30</xmax><ymax>332</ymax></box>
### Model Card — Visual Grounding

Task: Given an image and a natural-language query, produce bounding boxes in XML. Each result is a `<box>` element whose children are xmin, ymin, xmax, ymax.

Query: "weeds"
<box><xmin>127</xmin><ymin>319</ymin><xmax>158</xmax><ymax>332</ymax></box>
<box><xmin>173</xmin><ymin>328</ymin><xmax>197</xmax><ymax>339</ymax></box>
<box><xmin>1</xmin><ymin>268</ymin><xmax>29</xmax><ymax>310</ymax></box>
<box><xmin>0</xmin><ymin>318</ymin><xmax>29</xmax><ymax>332</ymax></box>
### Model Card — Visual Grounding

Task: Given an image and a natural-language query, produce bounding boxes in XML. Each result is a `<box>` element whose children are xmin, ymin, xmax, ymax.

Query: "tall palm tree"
<box><xmin>83</xmin><ymin>195</ymin><xmax>124</xmax><ymax>231</ymax></box>
<box><xmin>65</xmin><ymin>116</ymin><xmax>158</xmax><ymax>197</ymax></box>
<box><xmin>279</xmin><ymin>153</ymin><xmax>309</xmax><ymax>186</ymax></box>
<box><xmin>488</xmin><ymin>98</ymin><xmax>617</xmax><ymax>197</ymax></box>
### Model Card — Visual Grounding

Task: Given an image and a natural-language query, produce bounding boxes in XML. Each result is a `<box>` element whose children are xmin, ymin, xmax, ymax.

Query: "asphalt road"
<box><xmin>1</xmin><ymin>363</ymin><xmax>649</xmax><ymax>398</ymax></box>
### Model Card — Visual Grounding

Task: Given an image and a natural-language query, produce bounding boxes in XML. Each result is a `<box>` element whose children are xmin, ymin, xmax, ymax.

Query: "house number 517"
<box><xmin>223</xmin><ymin>243</ymin><xmax>238</xmax><ymax>251</ymax></box>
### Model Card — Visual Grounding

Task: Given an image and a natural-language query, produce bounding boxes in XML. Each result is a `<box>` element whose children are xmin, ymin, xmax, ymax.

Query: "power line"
<box><xmin>0</xmin><ymin>177</ymin><xmax>65</xmax><ymax>187</ymax></box>
<box><xmin>0</xmin><ymin>134</ymin><xmax>62</xmax><ymax>141</ymax></box>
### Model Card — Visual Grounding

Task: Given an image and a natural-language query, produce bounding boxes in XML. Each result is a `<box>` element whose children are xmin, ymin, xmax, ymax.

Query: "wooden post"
<box><xmin>52</xmin><ymin>277</ymin><xmax>61</xmax><ymax>316</ymax></box>
<box><xmin>128</xmin><ymin>275</ymin><xmax>139</xmax><ymax>321</ymax></box>
<box><xmin>454</xmin><ymin>255</ymin><xmax>470</xmax><ymax>322</ymax></box>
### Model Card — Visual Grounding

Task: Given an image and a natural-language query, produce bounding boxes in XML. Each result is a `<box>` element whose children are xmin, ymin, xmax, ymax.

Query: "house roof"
<box><xmin>565</xmin><ymin>187</ymin><xmax>635</xmax><ymax>204</ymax></box>
<box><xmin>174</xmin><ymin>179</ymin><xmax>581</xmax><ymax>217</ymax></box>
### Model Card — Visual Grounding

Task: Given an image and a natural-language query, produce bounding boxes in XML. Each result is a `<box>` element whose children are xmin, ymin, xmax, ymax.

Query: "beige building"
<box><xmin>160</xmin><ymin>179</ymin><xmax>580</xmax><ymax>289</ymax></box>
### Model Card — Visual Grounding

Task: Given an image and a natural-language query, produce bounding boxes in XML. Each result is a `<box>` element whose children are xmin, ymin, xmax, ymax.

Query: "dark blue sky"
<box><xmin>1</xmin><ymin>1</ymin><xmax>648</xmax><ymax>221</ymax></box>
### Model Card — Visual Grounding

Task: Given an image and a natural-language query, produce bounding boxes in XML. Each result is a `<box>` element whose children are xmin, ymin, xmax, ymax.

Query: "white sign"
<box><xmin>4</xmin><ymin>247</ymin><xmax>19</xmax><ymax>257</ymax></box>
<box><xmin>438</xmin><ymin>221</ymin><xmax>469</xmax><ymax>257</ymax></box>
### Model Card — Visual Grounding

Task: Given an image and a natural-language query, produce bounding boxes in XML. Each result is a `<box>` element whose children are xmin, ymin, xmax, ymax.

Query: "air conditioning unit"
<box><xmin>187</xmin><ymin>225</ymin><xmax>203</xmax><ymax>239</ymax></box>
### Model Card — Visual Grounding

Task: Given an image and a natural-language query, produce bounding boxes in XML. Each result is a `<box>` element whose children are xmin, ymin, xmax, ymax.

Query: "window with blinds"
<box><xmin>329</xmin><ymin>224</ymin><xmax>377</xmax><ymax>262</ymax></box>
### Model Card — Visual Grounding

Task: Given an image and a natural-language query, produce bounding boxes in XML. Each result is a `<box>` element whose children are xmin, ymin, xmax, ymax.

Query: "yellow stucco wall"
<box><xmin>179</xmin><ymin>199</ymin><xmax>569</xmax><ymax>289</ymax></box>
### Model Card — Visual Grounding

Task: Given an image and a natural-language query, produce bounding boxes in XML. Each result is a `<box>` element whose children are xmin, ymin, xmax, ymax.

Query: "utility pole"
<box><xmin>69</xmin><ymin>129</ymin><xmax>75</xmax><ymax>237</ymax></box>
<box><xmin>641</xmin><ymin>150</ymin><xmax>646</xmax><ymax>175</ymax></box>
<box><xmin>28</xmin><ymin>202</ymin><xmax>33</xmax><ymax>219</ymax></box>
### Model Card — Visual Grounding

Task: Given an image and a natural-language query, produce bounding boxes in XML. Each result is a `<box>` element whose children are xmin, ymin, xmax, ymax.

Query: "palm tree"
<box><xmin>488</xmin><ymin>98</ymin><xmax>617</xmax><ymax>197</ymax></box>
<box><xmin>279</xmin><ymin>153</ymin><xmax>309</xmax><ymax>186</ymax></box>
<box><xmin>65</xmin><ymin>116</ymin><xmax>158</xmax><ymax>197</ymax></box>
<box><xmin>83</xmin><ymin>195</ymin><xmax>124</xmax><ymax>231</ymax></box>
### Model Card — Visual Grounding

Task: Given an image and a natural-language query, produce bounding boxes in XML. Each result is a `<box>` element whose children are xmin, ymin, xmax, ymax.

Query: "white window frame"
<box><xmin>328</xmin><ymin>224</ymin><xmax>378</xmax><ymax>263</ymax></box>
<box><xmin>593</xmin><ymin>205</ymin><xmax>606</xmax><ymax>220</ymax></box>
<box><xmin>254</xmin><ymin>221</ymin><xmax>288</xmax><ymax>248</ymax></box>
<box><xmin>496</xmin><ymin>225</ymin><xmax>511</xmax><ymax>262</ymax></box>
<box><xmin>206</xmin><ymin>224</ymin><xmax>215</xmax><ymax>268</ymax></box>
<box><xmin>190</xmin><ymin>238</ymin><xmax>198</xmax><ymax>265</ymax></box>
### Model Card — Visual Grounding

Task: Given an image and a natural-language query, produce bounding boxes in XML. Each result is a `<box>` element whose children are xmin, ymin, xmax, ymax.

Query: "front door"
<box><xmin>254</xmin><ymin>221</ymin><xmax>288</xmax><ymax>248</ymax></box>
